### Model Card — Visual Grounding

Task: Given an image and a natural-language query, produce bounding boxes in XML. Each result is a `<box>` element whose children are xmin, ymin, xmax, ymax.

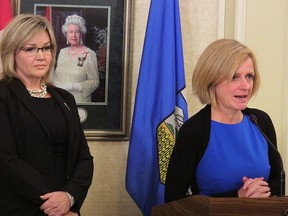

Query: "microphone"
<box><xmin>249</xmin><ymin>114</ymin><xmax>285</xmax><ymax>196</ymax></box>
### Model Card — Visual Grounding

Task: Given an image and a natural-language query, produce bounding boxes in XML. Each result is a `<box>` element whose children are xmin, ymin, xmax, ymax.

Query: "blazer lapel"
<box><xmin>47</xmin><ymin>86</ymin><xmax>76</xmax><ymax>149</ymax></box>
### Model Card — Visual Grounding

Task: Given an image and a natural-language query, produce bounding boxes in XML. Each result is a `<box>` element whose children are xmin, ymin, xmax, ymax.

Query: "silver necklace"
<box><xmin>69</xmin><ymin>46</ymin><xmax>80</xmax><ymax>55</ymax></box>
<box><xmin>26</xmin><ymin>82</ymin><xmax>47</xmax><ymax>98</ymax></box>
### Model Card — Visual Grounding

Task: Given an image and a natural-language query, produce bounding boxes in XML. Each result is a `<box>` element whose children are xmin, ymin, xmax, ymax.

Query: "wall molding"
<box><xmin>234</xmin><ymin>0</ymin><xmax>247</xmax><ymax>43</ymax></box>
<box><xmin>217</xmin><ymin>0</ymin><xmax>225</xmax><ymax>38</ymax></box>
<box><xmin>218</xmin><ymin>0</ymin><xmax>246</xmax><ymax>42</ymax></box>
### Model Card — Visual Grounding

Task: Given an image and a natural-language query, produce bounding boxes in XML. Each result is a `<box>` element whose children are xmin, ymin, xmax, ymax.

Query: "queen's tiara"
<box><xmin>65</xmin><ymin>14</ymin><xmax>85</xmax><ymax>26</ymax></box>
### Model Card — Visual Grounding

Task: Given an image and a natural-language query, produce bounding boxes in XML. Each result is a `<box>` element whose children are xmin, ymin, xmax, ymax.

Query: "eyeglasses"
<box><xmin>20</xmin><ymin>45</ymin><xmax>54</xmax><ymax>57</ymax></box>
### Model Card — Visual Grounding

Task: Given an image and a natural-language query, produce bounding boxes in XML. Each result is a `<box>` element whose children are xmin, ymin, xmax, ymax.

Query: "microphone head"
<box><xmin>249</xmin><ymin>114</ymin><xmax>258</xmax><ymax>124</ymax></box>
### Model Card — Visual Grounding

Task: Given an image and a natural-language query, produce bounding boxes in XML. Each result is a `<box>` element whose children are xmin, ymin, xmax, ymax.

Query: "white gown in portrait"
<box><xmin>53</xmin><ymin>47</ymin><xmax>99</xmax><ymax>103</ymax></box>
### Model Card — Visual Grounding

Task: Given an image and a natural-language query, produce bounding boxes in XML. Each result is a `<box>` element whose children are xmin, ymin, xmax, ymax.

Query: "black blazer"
<box><xmin>0</xmin><ymin>78</ymin><xmax>94</xmax><ymax>215</ymax></box>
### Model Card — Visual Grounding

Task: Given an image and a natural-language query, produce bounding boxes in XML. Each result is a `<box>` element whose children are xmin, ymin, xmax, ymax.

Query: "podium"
<box><xmin>152</xmin><ymin>195</ymin><xmax>288</xmax><ymax>216</ymax></box>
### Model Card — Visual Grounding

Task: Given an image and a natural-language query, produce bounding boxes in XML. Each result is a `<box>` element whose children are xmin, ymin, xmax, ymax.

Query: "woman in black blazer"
<box><xmin>0</xmin><ymin>14</ymin><xmax>93</xmax><ymax>215</ymax></box>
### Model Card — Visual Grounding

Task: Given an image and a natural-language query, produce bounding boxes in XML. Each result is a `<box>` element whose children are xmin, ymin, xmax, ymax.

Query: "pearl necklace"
<box><xmin>69</xmin><ymin>46</ymin><xmax>80</xmax><ymax>55</ymax></box>
<box><xmin>26</xmin><ymin>82</ymin><xmax>47</xmax><ymax>98</ymax></box>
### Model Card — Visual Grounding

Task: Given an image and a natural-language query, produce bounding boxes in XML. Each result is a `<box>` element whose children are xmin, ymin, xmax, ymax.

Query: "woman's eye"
<box><xmin>24</xmin><ymin>47</ymin><xmax>36</xmax><ymax>52</ymax></box>
<box><xmin>246</xmin><ymin>74</ymin><xmax>254</xmax><ymax>80</ymax></box>
<box><xmin>43</xmin><ymin>46</ymin><xmax>51</xmax><ymax>51</ymax></box>
<box><xmin>231</xmin><ymin>75</ymin><xmax>238</xmax><ymax>81</ymax></box>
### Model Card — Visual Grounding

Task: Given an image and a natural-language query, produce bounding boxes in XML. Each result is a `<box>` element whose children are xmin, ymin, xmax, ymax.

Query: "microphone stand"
<box><xmin>249</xmin><ymin>114</ymin><xmax>285</xmax><ymax>196</ymax></box>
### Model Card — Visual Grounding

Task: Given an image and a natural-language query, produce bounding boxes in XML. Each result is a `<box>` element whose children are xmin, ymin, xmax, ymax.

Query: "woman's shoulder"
<box><xmin>243</xmin><ymin>107</ymin><xmax>271</xmax><ymax>120</ymax></box>
<box><xmin>184</xmin><ymin>105</ymin><xmax>210</xmax><ymax>124</ymax></box>
<box><xmin>0</xmin><ymin>80</ymin><xmax>9</xmax><ymax>92</ymax></box>
<box><xmin>0</xmin><ymin>79</ymin><xmax>15</xmax><ymax>100</ymax></box>
<box><xmin>83</xmin><ymin>46</ymin><xmax>93</xmax><ymax>52</ymax></box>
<box><xmin>58</xmin><ymin>47</ymin><xmax>69</xmax><ymax>56</ymax></box>
<box><xmin>59</xmin><ymin>47</ymin><xmax>69</xmax><ymax>52</ymax></box>
<box><xmin>243</xmin><ymin>107</ymin><xmax>274</xmax><ymax>130</ymax></box>
<box><xmin>83</xmin><ymin>46</ymin><xmax>96</xmax><ymax>56</ymax></box>
<box><xmin>179</xmin><ymin>105</ymin><xmax>210</xmax><ymax>133</ymax></box>
<box><xmin>0</xmin><ymin>79</ymin><xmax>11</xmax><ymax>89</ymax></box>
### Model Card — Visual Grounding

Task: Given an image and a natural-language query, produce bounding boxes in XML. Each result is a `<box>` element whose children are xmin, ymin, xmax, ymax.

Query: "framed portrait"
<box><xmin>15</xmin><ymin>0</ymin><xmax>132</xmax><ymax>140</ymax></box>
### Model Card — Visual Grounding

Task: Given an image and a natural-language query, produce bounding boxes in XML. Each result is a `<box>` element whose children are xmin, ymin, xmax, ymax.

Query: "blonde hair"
<box><xmin>192</xmin><ymin>39</ymin><xmax>260</xmax><ymax>106</ymax></box>
<box><xmin>0</xmin><ymin>13</ymin><xmax>57</xmax><ymax>83</ymax></box>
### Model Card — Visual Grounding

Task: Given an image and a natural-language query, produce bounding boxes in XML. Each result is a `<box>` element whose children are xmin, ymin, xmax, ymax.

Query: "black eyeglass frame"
<box><xmin>20</xmin><ymin>45</ymin><xmax>55</xmax><ymax>56</ymax></box>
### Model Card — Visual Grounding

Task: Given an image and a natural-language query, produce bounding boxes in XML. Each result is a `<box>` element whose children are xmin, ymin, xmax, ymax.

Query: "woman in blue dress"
<box><xmin>165</xmin><ymin>39</ymin><xmax>281</xmax><ymax>202</ymax></box>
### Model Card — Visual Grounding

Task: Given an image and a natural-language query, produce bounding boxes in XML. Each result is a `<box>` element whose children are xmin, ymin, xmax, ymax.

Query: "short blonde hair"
<box><xmin>0</xmin><ymin>13</ymin><xmax>57</xmax><ymax>83</ymax></box>
<box><xmin>192</xmin><ymin>39</ymin><xmax>260</xmax><ymax>106</ymax></box>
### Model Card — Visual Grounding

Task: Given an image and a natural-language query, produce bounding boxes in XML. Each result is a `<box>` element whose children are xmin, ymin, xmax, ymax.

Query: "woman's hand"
<box><xmin>40</xmin><ymin>191</ymin><xmax>71</xmax><ymax>216</ymax></box>
<box><xmin>238</xmin><ymin>176</ymin><xmax>271</xmax><ymax>198</ymax></box>
<box><xmin>54</xmin><ymin>82</ymin><xmax>73</xmax><ymax>91</ymax></box>
<box><xmin>64</xmin><ymin>211</ymin><xmax>79</xmax><ymax>216</ymax></box>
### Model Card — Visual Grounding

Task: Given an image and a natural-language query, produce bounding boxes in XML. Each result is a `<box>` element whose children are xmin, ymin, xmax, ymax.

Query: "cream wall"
<box><xmin>80</xmin><ymin>0</ymin><xmax>288</xmax><ymax>215</ymax></box>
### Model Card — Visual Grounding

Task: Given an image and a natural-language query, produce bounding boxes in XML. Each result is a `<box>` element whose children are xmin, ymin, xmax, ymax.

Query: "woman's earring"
<box><xmin>67</xmin><ymin>40</ymin><xmax>69</xmax><ymax>45</ymax></box>
<box><xmin>81</xmin><ymin>38</ymin><xmax>83</xmax><ymax>45</ymax></box>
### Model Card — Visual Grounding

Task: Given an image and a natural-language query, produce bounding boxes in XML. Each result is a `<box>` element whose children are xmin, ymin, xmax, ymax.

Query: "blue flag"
<box><xmin>125</xmin><ymin>0</ymin><xmax>188</xmax><ymax>215</ymax></box>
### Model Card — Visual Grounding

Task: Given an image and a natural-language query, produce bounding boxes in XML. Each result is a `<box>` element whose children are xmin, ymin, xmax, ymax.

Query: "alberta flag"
<box><xmin>125</xmin><ymin>0</ymin><xmax>188</xmax><ymax>215</ymax></box>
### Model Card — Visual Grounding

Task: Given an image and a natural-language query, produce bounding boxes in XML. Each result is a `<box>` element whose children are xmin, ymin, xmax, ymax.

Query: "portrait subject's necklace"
<box><xmin>26</xmin><ymin>81</ymin><xmax>47</xmax><ymax>98</ymax></box>
<box><xmin>69</xmin><ymin>46</ymin><xmax>81</xmax><ymax>55</ymax></box>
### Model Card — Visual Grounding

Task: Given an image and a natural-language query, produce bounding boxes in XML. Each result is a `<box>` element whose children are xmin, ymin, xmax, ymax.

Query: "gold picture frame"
<box><xmin>15</xmin><ymin>0</ymin><xmax>132</xmax><ymax>141</ymax></box>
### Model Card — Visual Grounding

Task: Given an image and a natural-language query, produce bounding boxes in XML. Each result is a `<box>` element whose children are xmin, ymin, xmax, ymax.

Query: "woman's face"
<box><xmin>214</xmin><ymin>57</ymin><xmax>255</xmax><ymax>113</ymax></box>
<box><xmin>14</xmin><ymin>31</ymin><xmax>52</xmax><ymax>85</ymax></box>
<box><xmin>66</xmin><ymin>24</ymin><xmax>81</xmax><ymax>46</ymax></box>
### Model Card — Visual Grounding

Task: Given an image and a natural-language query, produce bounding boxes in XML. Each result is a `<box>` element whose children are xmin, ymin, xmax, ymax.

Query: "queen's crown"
<box><xmin>65</xmin><ymin>14</ymin><xmax>85</xmax><ymax>26</ymax></box>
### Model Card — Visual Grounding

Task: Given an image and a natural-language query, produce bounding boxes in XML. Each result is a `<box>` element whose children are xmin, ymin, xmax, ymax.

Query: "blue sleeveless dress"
<box><xmin>196</xmin><ymin>115</ymin><xmax>270</xmax><ymax>196</ymax></box>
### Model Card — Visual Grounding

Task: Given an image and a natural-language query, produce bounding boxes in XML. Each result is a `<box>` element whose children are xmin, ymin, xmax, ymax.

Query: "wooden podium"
<box><xmin>152</xmin><ymin>195</ymin><xmax>288</xmax><ymax>216</ymax></box>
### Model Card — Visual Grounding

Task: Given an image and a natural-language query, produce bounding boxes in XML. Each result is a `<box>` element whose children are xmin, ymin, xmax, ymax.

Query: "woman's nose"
<box><xmin>240</xmin><ymin>77</ymin><xmax>251</xmax><ymax>88</ymax></box>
